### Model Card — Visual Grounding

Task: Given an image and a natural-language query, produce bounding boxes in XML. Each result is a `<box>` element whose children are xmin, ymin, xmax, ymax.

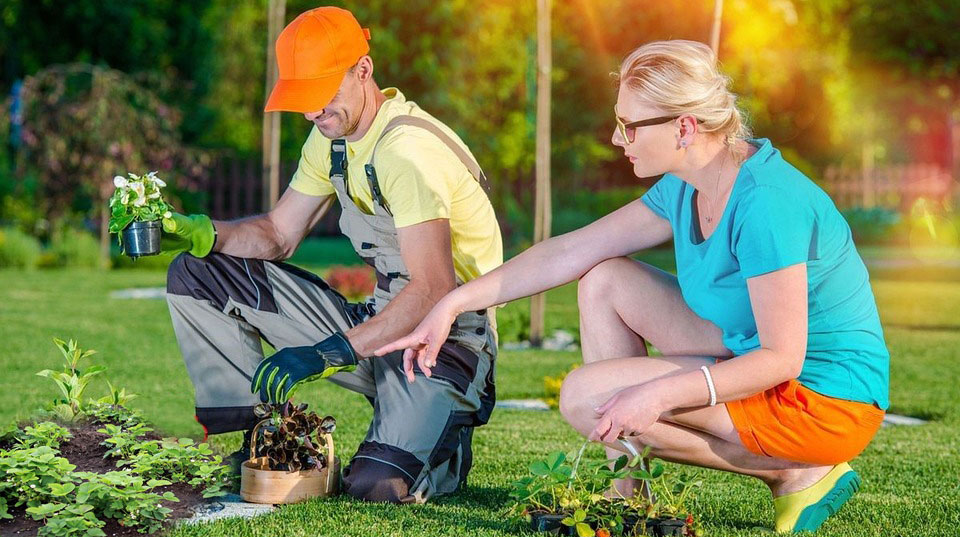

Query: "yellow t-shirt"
<box><xmin>289</xmin><ymin>88</ymin><xmax>503</xmax><ymax>283</ymax></box>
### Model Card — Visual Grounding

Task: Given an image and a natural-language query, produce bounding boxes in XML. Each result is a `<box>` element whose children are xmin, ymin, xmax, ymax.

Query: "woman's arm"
<box><xmin>592</xmin><ymin>262</ymin><xmax>809</xmax><ymax>441</ymax></box>
<box><xmin>375</xmin><ymin>199</ymin><xmax>672</xmax><ymax>378</ymax></box>
<box><xmin>444</xmin><ymin>199</ymin><xmax>672</xmax><ymax>315</ymax></box>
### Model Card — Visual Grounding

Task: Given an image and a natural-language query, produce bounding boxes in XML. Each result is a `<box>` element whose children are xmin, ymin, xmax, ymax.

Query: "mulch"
<box><xmin>0</xmin><ymin>421</ymin><xmax>212</xmax><ymax>537</ymax></box>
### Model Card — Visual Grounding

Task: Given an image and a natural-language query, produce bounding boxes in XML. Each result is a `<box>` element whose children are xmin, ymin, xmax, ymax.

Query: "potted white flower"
<box><xmin>108</xmin><ymin>171</ymin><xmax>172</xmax><ymax>257</ymax></box>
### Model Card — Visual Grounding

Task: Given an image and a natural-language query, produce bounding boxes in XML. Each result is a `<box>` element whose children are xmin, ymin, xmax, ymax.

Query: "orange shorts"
<box><xmin>725</xmin><ymin>379</ymin><xmax>885</xmax><ymax>465</ymax></box>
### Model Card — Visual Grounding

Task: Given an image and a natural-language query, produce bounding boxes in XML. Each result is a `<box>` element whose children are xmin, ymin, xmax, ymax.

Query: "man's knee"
<box><xmin>166</xmin><ymin>252</ymin><xmax>277</xmax><ymax>313</ymax></box>
<box><xmin>342</xmin><ymin>442</ymin><xmax>423</xmax><ymax>504</ymax></box>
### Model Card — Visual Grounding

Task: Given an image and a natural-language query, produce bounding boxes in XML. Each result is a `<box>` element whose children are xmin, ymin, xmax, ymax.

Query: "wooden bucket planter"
<box><xmin>240</xmin><ymin>419</ymin><xmax>341</xmax><ymax>504</ymax></box>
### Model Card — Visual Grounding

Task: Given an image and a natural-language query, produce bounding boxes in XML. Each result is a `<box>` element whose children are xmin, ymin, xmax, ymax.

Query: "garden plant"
<box><xmin>0</xmin><ymin>338</ymin><xmax>232</xmax><ymax>537</ymax></box>
<box><xmin>108</xmin><ymin>172</ymin><xmax>173</xmax><ymax>258</ymax></box>
<box><xmin>509</xmin><ymin>444</ymin><xmax>699</xmax><ymax>536</ymax></box>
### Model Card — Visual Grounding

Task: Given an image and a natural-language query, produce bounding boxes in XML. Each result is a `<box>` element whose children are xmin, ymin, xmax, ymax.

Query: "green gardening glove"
<box><xmin>161</xmin><ymin>212</ymin><xmax>216</xmax><ymax>258</ymax></box>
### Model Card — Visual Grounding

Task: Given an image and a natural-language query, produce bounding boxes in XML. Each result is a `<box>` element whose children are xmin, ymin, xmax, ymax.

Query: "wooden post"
<box><xmin>710</xmin><ymin>0</ymin><xmax>724</xmax><ymax>54</ymax></box>
<box><xmin>262</xmin><ymin>0</ymin><xmax>285</xmax><ymax>211</ymax></box>
<box><xmin>530</xmin><ymin>0</ymin><xmax>552</xmax><ymax>346</ymax></box>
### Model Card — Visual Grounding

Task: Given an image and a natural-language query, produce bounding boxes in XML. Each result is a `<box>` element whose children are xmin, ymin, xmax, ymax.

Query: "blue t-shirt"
<box><xmin>641</xmin><ymin>138</ymin><xmax>889</xmax><ymax>409</ymax></box>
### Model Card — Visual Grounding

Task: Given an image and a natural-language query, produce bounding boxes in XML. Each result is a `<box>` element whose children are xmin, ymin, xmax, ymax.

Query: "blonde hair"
<box><xmin>616</xmin><ymin>40</ymin><xmax>751</xmax><ymax>160</ymax></box>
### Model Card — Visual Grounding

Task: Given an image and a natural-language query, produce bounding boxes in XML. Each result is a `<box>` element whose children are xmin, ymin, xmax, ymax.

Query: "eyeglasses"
<box><xmin>615</xmin><ymin>114</ymin><xmax>690</xmax><ymax>143</ymax></box>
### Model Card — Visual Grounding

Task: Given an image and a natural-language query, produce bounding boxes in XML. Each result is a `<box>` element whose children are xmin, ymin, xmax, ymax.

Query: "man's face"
<box><xmin>303</xmin><ymin>69</ymin><xmax>363</xmax><ymax>139</ymax></box>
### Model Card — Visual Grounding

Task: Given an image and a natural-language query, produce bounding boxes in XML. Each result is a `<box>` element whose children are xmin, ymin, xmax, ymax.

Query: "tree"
<box><xmin>17</xmin><ymin>64</ymin><xmax>206</xmax><ymax>259</ymax></box>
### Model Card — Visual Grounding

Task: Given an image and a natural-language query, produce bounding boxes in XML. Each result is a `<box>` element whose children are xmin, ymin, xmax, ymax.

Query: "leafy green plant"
<box><xmin>98</xmin><ymin>423</ymin><xmax>153</xmax><ymax>460</ymax></box>
<box><xmin>26</xmin><ymin>501</ymin><xmax>106</xmax><ymax>537</ymax></box>
<box><xmin>73</xmin><ymin>471</ymin><xmax>177</xmax><ymax>533</ymax></box>
<box><xmin>17</xmin><ymin>422</ymin><xmax>72</xmax><ymax>449</ymax></box>
<box><xmin>107</xmin><ymin>172</ymin><xmax>173</xmax><ymax>239</ymax></box>
<box><xmin>86</xmin><ymin>401</ymin><xmax>145</xmax><ymax>428</ymax></box>
<box><xmin>111</xmin><ymin>435</ymin><xmax>231</xmax><ymax>498</ymax></box>
<box><xmin>36</xmin><ymin>338</ymin><xmax>107</xmax><ymax>422</ymax></box>
<box><xmin>0</xmin><ymin>445</ymin><xmax>78</xmax><ymax>508</ymax></box>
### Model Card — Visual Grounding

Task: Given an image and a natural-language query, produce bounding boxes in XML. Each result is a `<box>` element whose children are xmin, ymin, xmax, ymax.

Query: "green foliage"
<box><xmin>0</xmin><ymin>445</ymin><xmax>77</xmax><ymax>508</ymax></box>
<box><xmin>36</xmin><ymin>338</ymin><xmax>106</xmax><ymax>422</ymax></box>
<box><xmin>45</xmin><ymin>228</ymin><xmax>103</xmax><ymax>269</ymax></box>
<box><xmin>495</xmin><ymin>304</ymin><xmax>531</xmax><ymax>344</ymax></box>
<box><xmin>17</xmin><ymin>422</ymin><xmax>72</xmax><ymax>450</ymax></box>
<box><xmin>97</xmin><ymin>423</ymin><xmax>231</xmax><ymax>498</ymax></box>
<box><xmin>27</xmin><ymin>501</ymin><xmax>105</xmax><ymax>537</ymax></box>
<box><xmin>72</xmin><ymin>471</ymin><xmax>176</xmax><ymax>533</ymax></box>
<box><xmin>0</xmin><ymin>226</ymin><xmax>42</xmax><ymax>268</ymax></box>
<box><xmin>510</xmin><ymin>444</ymin><xmax>698</xmax><ymax>536</ymax></box>
<box><xmin>107</xmin><ymin>172</ymin><xmax>173</xmax><ymax>235</ymax></box>
<box><xmin>16</xmin><ymin>64</ymin><xmax>206</xmax><ymax>227</ymax></box>
<box><xmin>842</xmin><ymin>207</ymin><xmax>903</xmax><ymax>245</ymax></box>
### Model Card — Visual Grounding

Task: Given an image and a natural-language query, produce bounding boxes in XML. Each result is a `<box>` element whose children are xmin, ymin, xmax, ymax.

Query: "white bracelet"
<box><xmin>700</xmin><ymin>365</ymin><xmax>717</xmax><ymax>407</ymax></box>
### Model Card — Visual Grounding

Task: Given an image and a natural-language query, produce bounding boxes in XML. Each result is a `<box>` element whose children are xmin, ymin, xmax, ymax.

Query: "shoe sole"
<box><xmin>792</xmin><ymin>471</ymin><xmax>861</xmax><ymax>532</ymax></box>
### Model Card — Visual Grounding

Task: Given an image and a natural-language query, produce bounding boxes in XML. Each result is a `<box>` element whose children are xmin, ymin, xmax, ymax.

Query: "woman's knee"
<box><xmin>558</xmin><ymin>367</ymin><xmax>603</xmax><ymax>433</ymax></box>
<box><xmin>577</xmin><ymin>257</ymin><xmax>633</xmax><ymax>305</ymax></box>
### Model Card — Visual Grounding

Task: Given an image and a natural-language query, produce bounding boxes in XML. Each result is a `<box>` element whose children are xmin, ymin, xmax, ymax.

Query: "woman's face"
<box><xmin>611</xmin><ymin>85</ymin><xmax>683</xmax><ymax>179</ymax></box>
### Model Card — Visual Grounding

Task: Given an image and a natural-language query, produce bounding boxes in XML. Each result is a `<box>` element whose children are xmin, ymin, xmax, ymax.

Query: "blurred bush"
<box><xmin>43</xmin><ymin>228</ymin><xmax>103</xmax><ymax>268</ymax></box>
<box><xmin>841</xmin><ymin>207</ymin><xmax>902</xmax><ymax>245</ymax></box>
<box><xmin>495</xmin><ymin>303</ymin><xmax>530</xmax><ymax>344</ymax></box>
<box><xmin>0</xmin><ymin>226</ymin><xmax>41</xmax><ymax>268</ymax></box>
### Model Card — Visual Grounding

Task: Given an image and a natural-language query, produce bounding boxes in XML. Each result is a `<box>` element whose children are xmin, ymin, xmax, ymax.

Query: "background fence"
<box><xmin>822</xmin><ymin>163</ymin><xmax>957</xmax><ymax>210</ymax></box>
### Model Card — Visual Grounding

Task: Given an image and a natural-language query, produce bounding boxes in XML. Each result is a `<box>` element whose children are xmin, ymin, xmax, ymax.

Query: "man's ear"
<box><xmin>354</xmin><ymin>55</ymin><xmax>374</xmax><ymax>82</ymax></box>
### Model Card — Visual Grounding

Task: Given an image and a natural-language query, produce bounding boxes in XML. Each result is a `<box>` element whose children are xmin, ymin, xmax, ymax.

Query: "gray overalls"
<box><xmin>165</xmin><ymin>115</ymin><xmax>498</xmax><ymax>504</ymax></box>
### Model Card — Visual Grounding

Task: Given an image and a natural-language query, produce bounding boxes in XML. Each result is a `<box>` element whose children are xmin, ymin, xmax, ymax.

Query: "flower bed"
<box><xmin>0</xmin><ymin>339</ymin><xmax>231</xmax><ymax>537</ymax></box>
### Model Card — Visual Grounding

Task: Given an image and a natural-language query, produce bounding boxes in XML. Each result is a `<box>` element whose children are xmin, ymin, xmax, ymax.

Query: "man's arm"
<box><xmin>345</xmin><ymin>218</ymin><xmax>457</xmax><ymax>357</ymax></box>
<box><xmin>212</xmin><ymin>189</ymin><xmax>335</xmax><ymax>260</ymax></box>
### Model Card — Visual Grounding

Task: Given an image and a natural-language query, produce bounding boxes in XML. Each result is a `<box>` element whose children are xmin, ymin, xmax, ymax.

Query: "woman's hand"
<box><xmin>590</xmin><ymin>384</ymin><xmax>666</xmax><ymax>443</ymax></box>
<box><xmin>373</xmin><ymin>298</ymin><xmax>460</xmax><ymax>383</ymax></box>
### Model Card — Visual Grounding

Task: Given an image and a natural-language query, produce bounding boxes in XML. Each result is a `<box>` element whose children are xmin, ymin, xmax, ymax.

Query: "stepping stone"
<box><xmin>496</xmin><ymin>399</ymin><xmax>551</xmax><ymax>411</ymax></box>
<box><xmin>110</xmin><ymin>287</ymin><xmax>166</xmax><ymax>300</ymax></box>
<box><xmin>882</xmin><ymin>413</ymin><xmax>928</xmax><ymax>426</ymax></box>
<box><xmin>183</xmin><ymin>493</ymin><xmax>275</xmax><ymax>525</ymax></box>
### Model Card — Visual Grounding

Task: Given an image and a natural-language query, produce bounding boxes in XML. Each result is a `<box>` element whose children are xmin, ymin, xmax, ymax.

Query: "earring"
<box><xmin>680</xmin><ymin>140</ymin><xmax>687</xmax><ymax>147</ymax></box>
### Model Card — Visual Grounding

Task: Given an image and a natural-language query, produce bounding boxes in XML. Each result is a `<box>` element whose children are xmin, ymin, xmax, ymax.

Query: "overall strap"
<box><xmin>329</xmin><ymin>138</ymin><xmax>351</xmax><ymax>199</ymax></box>
<box><xmin>364</xmin><ymin>116</ymin><xmax>490</xmax><ymax>214</ymax></box>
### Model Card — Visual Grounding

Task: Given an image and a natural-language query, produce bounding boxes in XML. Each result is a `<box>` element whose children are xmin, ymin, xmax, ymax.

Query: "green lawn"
<box><xmin>0</xmin><ymin>243</ymin><xmax>958</xmax><ymax>536</ymax></box>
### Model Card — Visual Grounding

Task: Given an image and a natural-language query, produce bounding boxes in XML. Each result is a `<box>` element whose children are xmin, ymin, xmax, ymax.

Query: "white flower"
<box><xmin>131</xmin><ymin>182</ymin><xmax>146</xmax><ymax>206</ymax></box>
<box><xmin>114</xmin><ymin>176</ymin><xmax>128</xmax><ymax>188</ymax></box>
<box><xmin>148</xmin><ymin>191</ymin><xmax>161</xmax><ymax>199</ymax></box>
<box><xmin>163</xmin><ymin>211</ymin><xmax>172</xmax><ymax>219</ymax></box>
<box><xmin>128</xmin><ymin>172</ymin><xmax>139</xmax><ymax>179</ymax></box>
<box><xmin>121</xmin><ymin>192</ymin><xmax>130</xmax><ymax>205</ymax></box>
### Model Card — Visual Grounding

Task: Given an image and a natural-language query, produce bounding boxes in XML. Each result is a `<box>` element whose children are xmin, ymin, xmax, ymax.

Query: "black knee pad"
<box><xmin>342</xmin><ymin>442</ymin><xmax>424</xmax><ymax>504</ymax></box>
<box><xmin>166</xmin><ymin>252</ymin><xmax>277</xmax><ymax>313</ymax></box>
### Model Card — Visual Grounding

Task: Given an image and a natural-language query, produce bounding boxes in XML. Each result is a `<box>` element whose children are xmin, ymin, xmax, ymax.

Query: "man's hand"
<box><xmin>250</xmin><ymin>333</ymin><xmax>359</xmax><ymax>403</ymax></box>
<box><xmin>161</xmin><ymin>212</ymin><xmax>216</xmax><ymax>257</ymax></box>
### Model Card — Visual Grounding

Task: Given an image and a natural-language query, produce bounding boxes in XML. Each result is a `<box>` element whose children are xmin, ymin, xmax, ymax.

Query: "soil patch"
<box><xmin>0</xmin><ymin>420</ymin><xmax>212</xmax><ymax>537</ymax></box>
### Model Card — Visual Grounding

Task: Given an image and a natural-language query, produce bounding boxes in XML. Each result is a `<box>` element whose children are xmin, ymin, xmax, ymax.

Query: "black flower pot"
<box><xmin>647</xmin><ymin>518</ymin><xmax>686</xmax><ymax>537</ymax></box>
<box><xmin>622</xmin><ymin>516</ymin><xmax>688</xmax><ymax>537</ymax></box>
<box><xmin>529</xmin><ymin>511</ymin><xmax>573</xmax><ymax>534</ymax></box>
<box><xmin>121</xmin><ymin>220</ymin><xmax>161</xmax><ymax>257</ymax></box>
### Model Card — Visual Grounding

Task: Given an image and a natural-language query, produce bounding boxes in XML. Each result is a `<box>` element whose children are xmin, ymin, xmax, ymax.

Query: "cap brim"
<box><xmin>263</xmin><ymin>70</ymin><xmax>346</xmax><ymax>113</ymax></box>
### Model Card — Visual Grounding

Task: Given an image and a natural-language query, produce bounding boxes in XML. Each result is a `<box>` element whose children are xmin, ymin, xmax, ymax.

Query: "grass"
<box><xmin>0</xmin><ymin>240</ymin><xmax>958</xmax><ymax>536</ymax></box>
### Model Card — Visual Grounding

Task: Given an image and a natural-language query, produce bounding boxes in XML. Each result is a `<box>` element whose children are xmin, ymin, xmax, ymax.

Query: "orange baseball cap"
<box><xmin>264</xmin><ymin>7</ymin><xmax>371</xmax><ymax>114</ymax></box>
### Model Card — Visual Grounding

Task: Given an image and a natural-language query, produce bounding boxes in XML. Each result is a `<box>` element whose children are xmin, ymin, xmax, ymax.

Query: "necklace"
<box><xmin>703</xmin><ymin>150</ymin><xmax>728</xmax><ymax>224</ymax></box>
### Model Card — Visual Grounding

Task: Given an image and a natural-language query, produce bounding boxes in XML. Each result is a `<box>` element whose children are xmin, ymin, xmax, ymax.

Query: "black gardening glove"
<box><xmin>250</xmin><ymin>333</ymin><xmax>359</xmax><ymax>403</ymax></box>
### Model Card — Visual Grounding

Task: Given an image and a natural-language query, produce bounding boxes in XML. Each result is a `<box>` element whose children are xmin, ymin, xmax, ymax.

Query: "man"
<box><xmin>162</xmin><ymin>6</ymin><xmax>502</xmax><ymax>504</ymax></box>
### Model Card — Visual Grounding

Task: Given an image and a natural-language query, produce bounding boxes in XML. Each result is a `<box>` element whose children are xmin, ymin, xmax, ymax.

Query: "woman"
<box><xmin>376</xmin><ymin>40</ymin><xmax>888</xmax><ymax>533</ymax></box>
